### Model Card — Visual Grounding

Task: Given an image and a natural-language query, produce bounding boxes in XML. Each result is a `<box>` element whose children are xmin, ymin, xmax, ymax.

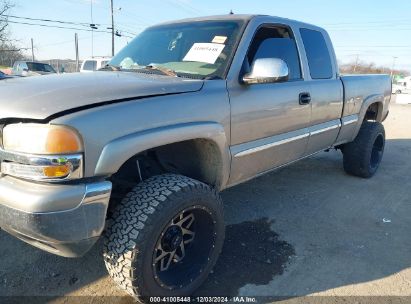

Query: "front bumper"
<box><xmin>0</xmin><ymin>176</ymin><xmax>112</xmax><ymax>257</ymax></box>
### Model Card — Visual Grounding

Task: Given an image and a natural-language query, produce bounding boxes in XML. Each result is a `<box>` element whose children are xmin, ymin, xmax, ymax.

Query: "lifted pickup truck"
<box><xmin>0</xmin><ymin>15</ymin><xmax>391</xmax><ymax>299</ymax></box>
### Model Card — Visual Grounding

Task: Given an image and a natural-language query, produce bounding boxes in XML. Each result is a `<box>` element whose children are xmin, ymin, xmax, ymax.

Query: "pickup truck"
<box><xmin>0</xmin><ymin>14</ymin><xmax>391</xmax><ymax>299</ymax></box>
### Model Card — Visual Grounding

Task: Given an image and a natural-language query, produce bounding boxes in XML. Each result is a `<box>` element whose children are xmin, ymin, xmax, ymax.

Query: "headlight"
<box><xmin>3</xmin><ymin>123</ymin><xmax>83</xmax><ymax>154</ymax></box>
<box><xmin>0</xmin><ymin>124</ymin><xmax>83</xmax><ymax>181</ymax></box>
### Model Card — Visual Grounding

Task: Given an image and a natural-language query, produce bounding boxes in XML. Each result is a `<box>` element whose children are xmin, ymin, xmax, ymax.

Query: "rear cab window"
<box><xmin>299</xmin><ymin>28</ymin><xmax>333</xmax><ymax>79</ymax></box>
<box><xmin>83</xmin><ymin>60</ymin><xmax>97</xmax><ymax>71</ymax></box>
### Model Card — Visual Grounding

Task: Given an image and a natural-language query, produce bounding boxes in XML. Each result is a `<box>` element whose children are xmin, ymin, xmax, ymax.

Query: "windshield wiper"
<box><xmin>100</xmin><ymin>64</ymin><xmax>121</xmax><ymax>71</ymax></box>
<box><xmin>204</xmin><ymin>75</ymin><xmax>222</xmax><ymax>80</ymax></box>
<box><xmin>144</xmin><ymin>65</ymin><xmax>178</xmax><ymax>77</ymax></box>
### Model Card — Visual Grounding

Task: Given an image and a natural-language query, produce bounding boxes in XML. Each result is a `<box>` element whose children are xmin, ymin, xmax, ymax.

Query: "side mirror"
<box><xmin>243</xmin><ymin>58</ymin><xmax>289</xmax><ymax>85</ymax></box>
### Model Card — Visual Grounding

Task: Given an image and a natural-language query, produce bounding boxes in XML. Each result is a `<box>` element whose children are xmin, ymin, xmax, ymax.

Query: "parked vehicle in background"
<box><xmin>12</xmin><ymin>61</ymin><xmax>57</xmax><ymax>77</ymax></box>
<box><xmin>80</xmin><ymin>57</ymin><xmax>112</xmax><ymax>72</ymax></box>
<box><xmin>396</xmin><ymin>76</ymin><xmax>411</xmax><ymax>89</ymax></box>
<box><xmin>0</xmin><ymin>15</ymin><xmax>391</xmax><ymax>301</ymax></box>
<box><xmin>0</xmin><ymin>70</ymin><xmax>12</xmax><ymax>80</ymax></box>
<box><xmin>392</xmin><ymin>84</ymin><xmax>406</xmax><ymax>94</ymax></box>
<box><xmin>393</xmin><ymin>77</ymin><xmax>411</xmax><ymax>94</ymax></box>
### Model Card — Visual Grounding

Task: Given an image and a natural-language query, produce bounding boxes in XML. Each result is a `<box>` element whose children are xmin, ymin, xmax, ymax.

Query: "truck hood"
<box><xmin>0</xmin><ymin>71</ymin><xmax>204</xmax><ymax>120</ymax></box>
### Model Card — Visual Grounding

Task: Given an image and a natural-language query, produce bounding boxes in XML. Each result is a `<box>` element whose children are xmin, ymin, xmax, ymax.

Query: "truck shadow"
<box><xmin>0</xmin><ymin>139</ymin><xmax>410</xmax><ymax>301</ymax></box>
<box><xmin>195</xmin><ymin>218</ymin><xmax>295</xmax><ymax>296</ymax></box>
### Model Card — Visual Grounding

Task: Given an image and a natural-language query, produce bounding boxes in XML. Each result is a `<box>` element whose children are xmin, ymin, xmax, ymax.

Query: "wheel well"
<box><xmin>364</xmin><ymin>102</ymin><xmax>382</xmax><ymax>121</ymax></box>
<box><xmin>109</xmin><ymin>139</ymin><xmax>223</xmax><ymax>201</ymax></box>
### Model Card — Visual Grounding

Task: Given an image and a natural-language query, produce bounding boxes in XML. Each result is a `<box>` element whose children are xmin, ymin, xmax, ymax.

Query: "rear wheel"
<box><xmin>103</xmin><ymin>174</ymin><xmax>224</xmax><ymax>300</ymax></box>
<box><xmin>342</xmin><ymin>121</ymin><xmax>385</xmax><ymax>178</ymax></box>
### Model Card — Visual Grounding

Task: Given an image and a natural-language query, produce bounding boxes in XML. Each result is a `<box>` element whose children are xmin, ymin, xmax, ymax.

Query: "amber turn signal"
<box><xmin>43</xmin><ymin>164</ymin><xmax>71</xmax><ymax>178</ymax></box>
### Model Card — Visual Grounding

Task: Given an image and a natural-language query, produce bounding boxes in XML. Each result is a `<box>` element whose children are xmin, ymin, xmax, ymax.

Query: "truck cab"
<box><xmin>80</xmin><ymin>57</ymin><xmax>112</xmax><ymax>72</ymax></box>
<box><xmin>226</xmin><ymin>17</ymin><xmax>344</xmax><ymax>183</ymax></box>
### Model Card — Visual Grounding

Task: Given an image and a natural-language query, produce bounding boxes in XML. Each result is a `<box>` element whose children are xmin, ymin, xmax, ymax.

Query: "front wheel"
<box><xmin>342</xmin><ymin>121</ymin><xmax>385</xmax><ymax>178</ymax></box>
<box><xmin>103</xmin><ymin>174</ymin><xmax>224</xmax><ymax>300</ymax></box>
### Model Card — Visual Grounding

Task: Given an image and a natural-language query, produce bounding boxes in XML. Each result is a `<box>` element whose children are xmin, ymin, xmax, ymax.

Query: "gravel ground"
<box><xmin>0</xmin><ymin>103</ymin><xmax>410</xmax><ymax>303</ymax></box>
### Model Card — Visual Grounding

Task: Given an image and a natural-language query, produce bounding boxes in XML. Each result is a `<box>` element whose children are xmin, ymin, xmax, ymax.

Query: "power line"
<box><xmin>61</xmin><ymin>0</ymin><xmax>112</xmax><ymax>12</ymax></box>
<box><xmin>60</xmin><ymin>0</ymin><xmax>155</xmax><ymax>28</ymax></box>
<box><xmin>324</xmin><ymin>22</ymin><xmax>411</xmax><ymax>27</ymax></box>
<box><xmin>4</xmin><ymin>13</ymin><xmax>138</xmax><ymax>34</ymax></box>
<box><xmin>2</xmin><ymin>19</ymin><xmax>133</xmax><ymax>38</ymax></box>
<box><xmin>336</xmin><ymin>45</ymin><xmax>411</xmax><ymax>48</ymax></box>
<box><xmin>327</xmin><ymin>24</ymin><xmax>411</xmax><ymax>28</ymax></box>
<box><xmin>3</xmin><ymin>15</ymin><xmax>138</xmax><ymax>39</ymax></box>
<box><xmin>116</xmin><ymin>22</ymin><xmax>144</xmax><ymax>29</ymax></box>
<box><xmin>4</xmin><ymin>14</ymin><xmax>136</xmax><ymax>35</ymax></box>
<box><xmin>322</xmin><ymin>18</ymin><xmax>411</xmax><ymax>26</ymax></box>
<box><xmin>164</xmin><ymin>0</ymin><xmax>203</xmax><ymax>15</ymax></box>
<box><xmin>3</xmin><ymin>14</ymin><xmax>97</xmax><ymax>27</ymax></box>
<box><xmin>38</xmin><ymin>32</ymin><xmax>107</xmax><ymax>48</ymax></box>
<box><xmin>4</xmin><ymin>19</ymin><xmax>106</xmax><ymax>33</ymax></box>
<box><xmin>117</xmin><ymin>29</ymin><xmax>138</xmax><ymax>36</ymax></box>
<box><xmin>328</xmin><ymin>28</ymin><xmax>411</xmax><ymax>32</ymax></box>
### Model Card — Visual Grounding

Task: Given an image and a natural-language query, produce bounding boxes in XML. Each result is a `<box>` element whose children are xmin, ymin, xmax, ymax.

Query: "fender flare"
<box><xmin>94</xmin><ymin>122</ymin><xmax>231</xmax><ymax>190</ymax></box>
<box><xmin>351</xmin><ymin>94</ymin><xmax>384</xmax><ymax>141</ymax></box>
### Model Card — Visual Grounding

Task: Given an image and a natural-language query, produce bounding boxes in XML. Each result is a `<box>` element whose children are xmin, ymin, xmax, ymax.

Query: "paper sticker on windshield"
<box><xmin>212</xmin><ymin>36</ymin><xmax>227</xmax><ymax>44</ymax></box>
<box><xmin>183</xmin><ymin>43</ymin><xmax>225</xmax><ymax>64</ymax></box>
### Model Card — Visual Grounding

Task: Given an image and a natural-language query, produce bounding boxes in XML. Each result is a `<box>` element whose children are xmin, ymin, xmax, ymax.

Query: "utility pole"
<box><xmin>390</xmin><ymin>56</ymin><xmax>398</xmax><ymax>78</ymax></box>
<box><xmin>353</xmin><ymin>54</ymin><xmax>359</xmax><ymax>73</ymax></box>
<box><xmin>75</xmin><ymin>33</ymin><xmax>79</xmax><ymax>72</ymax></box>
<box><xmin>110</xmin><ymin>0</ymin><xmax>115</xmax><ymax>56</ymax></box>
<box><xmin>91</xmin><ymin>0</ymin><xmax>94</xmax><ymax>58</ymax></box>
<box><xmin>31</xmin><ymin>38</ymin><xmax>35</xmax><ymax>61</ymax></box>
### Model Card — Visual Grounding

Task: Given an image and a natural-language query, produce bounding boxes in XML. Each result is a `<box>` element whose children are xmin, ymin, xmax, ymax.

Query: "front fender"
<box><xmin>94</xmin><ymin>122</ymin><xmax>231</xmax><ymax>190</ymax></box>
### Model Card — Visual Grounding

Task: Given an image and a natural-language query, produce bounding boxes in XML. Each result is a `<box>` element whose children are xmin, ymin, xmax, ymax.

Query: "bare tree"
<box><xmin>0</xmin><ymin>1</ymin><xmax>27</xmax><ymax>67</ymax></box>
<box><xmin>0</xmin><ymin>0</ymin><xmax>13</xmax><ymax>42</ymax></box>
<box><xmin>0</xmin><ymin>42</ymin><xmax>26</xmax><ymax>66</ymax></box>
<box><xmin>340</xmin><ymin>60</ymin><xmax>410</xmax><ymax>77</ymax></box>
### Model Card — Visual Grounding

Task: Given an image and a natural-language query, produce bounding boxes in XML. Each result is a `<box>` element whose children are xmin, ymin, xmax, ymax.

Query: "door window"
<box><xmin>245</xmin><ymin>26</ymin><xmax>302</xmax><ymax>81</ymax></box>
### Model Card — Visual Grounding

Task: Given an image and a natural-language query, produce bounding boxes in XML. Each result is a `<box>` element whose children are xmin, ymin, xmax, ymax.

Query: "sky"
<box><xmin>5</xmin><ymin>0</ymin><xmax>411</xmax><ymax>71</ymax></box>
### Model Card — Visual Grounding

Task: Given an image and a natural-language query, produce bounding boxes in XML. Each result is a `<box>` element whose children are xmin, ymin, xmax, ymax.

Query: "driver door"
<box><xmin>227</xmin><ymin>25</ymin><xmax>311</xmax><ymax>185</ymax></box>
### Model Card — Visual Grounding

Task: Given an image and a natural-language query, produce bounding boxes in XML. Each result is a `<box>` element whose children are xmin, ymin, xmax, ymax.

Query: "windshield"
<box><xmin>109</xmin><ymin>20</ymin><xmax>246</xmax><ymax>79</ymax></box>
<box><xmin>27</xmin><ymin>62</ymin><xmax>56</xmax><ymax>73</ymax></box>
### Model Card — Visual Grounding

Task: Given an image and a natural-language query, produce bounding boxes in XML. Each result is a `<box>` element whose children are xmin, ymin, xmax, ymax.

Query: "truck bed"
<box><xmin>333</xmin><ymin>74</ymin><xmax>391</xmax><ymax>147</ymax></box>
<box><xmin>340</xmin><ymin>74</ymin><xmax>392</xmax><ymax>119</ymax></box>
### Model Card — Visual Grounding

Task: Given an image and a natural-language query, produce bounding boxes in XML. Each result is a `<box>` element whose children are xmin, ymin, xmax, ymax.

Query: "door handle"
<box><xmin>299</xmin><ymin>92</ymin><xmax>311</xmax><ymax>105</ymax></box>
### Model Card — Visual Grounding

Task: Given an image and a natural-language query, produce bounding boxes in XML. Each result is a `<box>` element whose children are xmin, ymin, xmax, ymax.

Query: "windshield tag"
<box><xmin>183</xmin><ymin>43</ymin><xmax>225</xmax><ymax>65</ymax></box>
<box><xmin>212</xmin><ymin>36</ymin><xmax>227</xmax><ymax>44</ymax></box>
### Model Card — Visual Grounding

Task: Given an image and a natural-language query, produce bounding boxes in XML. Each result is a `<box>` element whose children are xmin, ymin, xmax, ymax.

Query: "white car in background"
<box><xmin>80</xmin><ymin>57</ymin><xmax>112</xmax><ymax>72</ymax></box>
<box><xmin>392</xmin><ymin>84</ymin><xmax>409</xmax><ymax>94</ymax></box>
